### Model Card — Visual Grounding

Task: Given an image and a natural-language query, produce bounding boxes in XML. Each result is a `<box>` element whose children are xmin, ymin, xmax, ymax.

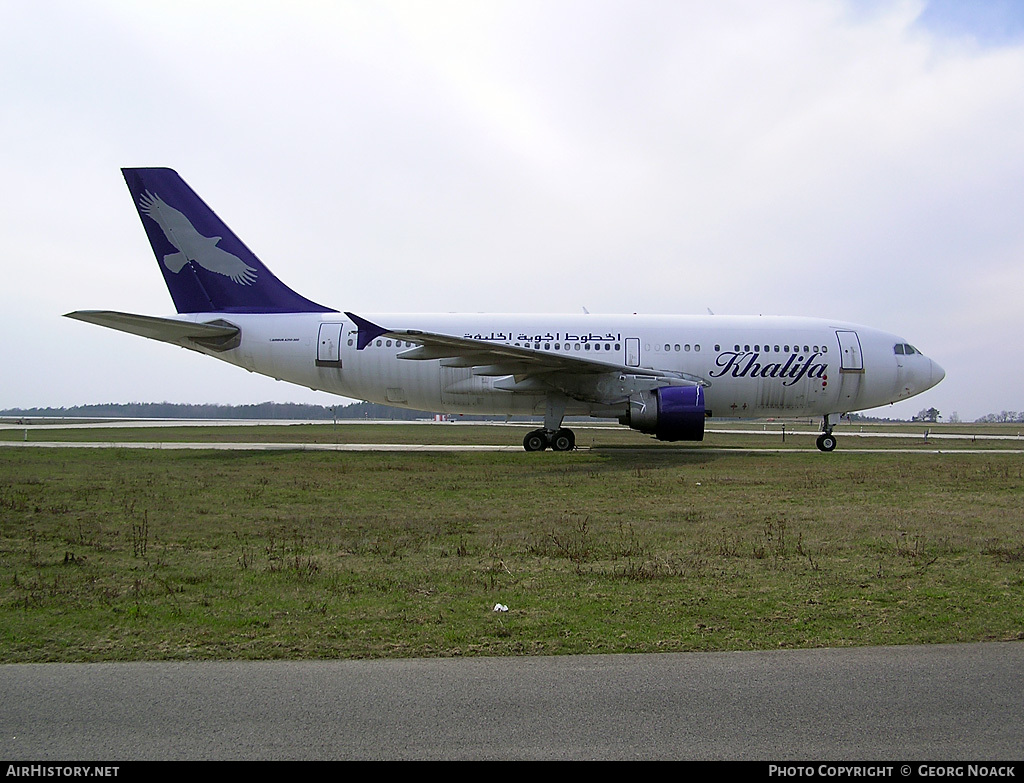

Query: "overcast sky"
<box><xmin>3</xmin><ymin>0</ymin><xmax>1023</xmax><ymax>421</ymax></box>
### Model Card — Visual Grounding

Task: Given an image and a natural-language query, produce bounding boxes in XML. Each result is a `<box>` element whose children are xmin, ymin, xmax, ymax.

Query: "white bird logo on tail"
<box><xmin>138</xmin><ymin>191</ymin><xmax>258</xmax><ymax>285</ymax></box>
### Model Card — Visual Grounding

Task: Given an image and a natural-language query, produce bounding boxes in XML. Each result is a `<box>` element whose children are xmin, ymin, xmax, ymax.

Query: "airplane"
<box><xmin>66</xmin><ymin>168</ymin><xmax>945</xmax><ymax>452</ymax></box>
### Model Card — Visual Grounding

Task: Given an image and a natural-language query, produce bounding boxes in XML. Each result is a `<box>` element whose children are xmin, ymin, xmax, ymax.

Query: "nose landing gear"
<box><xmin>816</xmin><ymin>413</ymin><xmax>840</xmax><ymax>452</ymax></box>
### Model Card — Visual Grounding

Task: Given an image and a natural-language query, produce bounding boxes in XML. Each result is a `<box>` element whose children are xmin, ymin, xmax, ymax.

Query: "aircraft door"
<box><xmin>836</xmin><ymin>329</ymin><xmax>863</xmax><ymax>408</ymax></box>
<box><xmin>316</xmin><ymin>322</ymin><xmax>345</xmax><ymax>367</ymax></box>
<box><xmin>836</xmin><ymin>330</ymin><xmax>863</xmax><ymax>372</ymax></box>
<box><xmin>626</xmin><ymin>338</ymin><xmax>641</xmax><ymax>367</ymax></box>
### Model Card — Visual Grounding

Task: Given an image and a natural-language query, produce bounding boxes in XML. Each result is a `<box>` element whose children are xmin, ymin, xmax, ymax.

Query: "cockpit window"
<box><xmin>894</xmin><ymin>344</ymin><xmax>905</xmax><ymax>355</ymax></box>
<box><xmin>894</xmin><ymin>343</ymin><xmax>919</xmax><ymax>356</ymax></box>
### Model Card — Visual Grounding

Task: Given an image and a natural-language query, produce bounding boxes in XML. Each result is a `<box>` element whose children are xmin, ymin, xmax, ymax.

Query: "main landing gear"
<box><xmin>523</xmin><ymin>396</ymin><xmax>576</xmax><ymax>452</ymax></box>
<box><xmin>523</xmin><ymin>428</ymin><xmax>576</xmax><ymax>452</ymax></box>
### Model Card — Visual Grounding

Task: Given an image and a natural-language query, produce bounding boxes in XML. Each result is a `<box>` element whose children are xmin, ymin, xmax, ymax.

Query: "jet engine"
<box><xmin>622</xmin><ymin>385</ymin><xmax>705</xmax><ymax>441</ymax></box>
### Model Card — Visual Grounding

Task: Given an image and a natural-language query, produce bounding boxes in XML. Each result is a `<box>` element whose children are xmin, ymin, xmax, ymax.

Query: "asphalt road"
<box><xmin>3</xmin><ymin>643</ymin><xmax>1022</xmax><ymax>760</ymax></box>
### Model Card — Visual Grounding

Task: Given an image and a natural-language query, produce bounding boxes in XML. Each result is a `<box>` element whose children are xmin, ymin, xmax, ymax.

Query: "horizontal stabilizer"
<box><xmin>64</xmin><ymin>310</ymin><xmax>240</xmax><ymax>351</ymax></box>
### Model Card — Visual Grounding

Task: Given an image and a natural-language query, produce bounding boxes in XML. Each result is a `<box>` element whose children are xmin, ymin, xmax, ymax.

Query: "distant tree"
<box><xmin>975</xmin><ymin>411</ymin><xmax>1024</xmax><ymax>423</ymax></box>
<box><xmin>913</xmin><ymin>408</ymin><xmax>941</xmax><ymax>423</ymax></box>
<box><xmin>983</xmin><ymin>409</ymin><xmax>1024</xmax><ymax>421</ymax></box>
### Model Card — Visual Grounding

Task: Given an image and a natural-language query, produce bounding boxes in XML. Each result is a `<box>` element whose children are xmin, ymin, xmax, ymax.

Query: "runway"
<box><xmin>4</xmin><ymin>440</ymin><xmax>1024</xmax><ymax>455</ymax></box>
<box><xmin>3</xmin><ymin>643</ymin><xmax>1021</xmax><ymax>760</ymax></box>
<box><xmin>0</xmin><ymin>440</ymin><xmax>524</xmax><ymax>452</ymax></box>
<box><xmin>4</xmin><ymin>418</ymin><xmax>1023</xmax><ymax>454</ymax></box>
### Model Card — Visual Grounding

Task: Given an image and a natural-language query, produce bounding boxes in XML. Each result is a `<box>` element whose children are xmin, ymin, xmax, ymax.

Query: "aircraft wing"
<box><xmin>64</xmin><ymin>311</ymin><xmax>240</xmax><ymax>351</ymax></box>
<box><xmin>344</xmin><ymin>312</ymin><xmax>708</xmax><ymax>385</ymax></box>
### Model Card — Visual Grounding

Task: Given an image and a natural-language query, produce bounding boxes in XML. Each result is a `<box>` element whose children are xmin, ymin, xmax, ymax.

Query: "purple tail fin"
<box><xmin>122</xmin><ymin>168</ymin><xmax>335</xmax><ymax>314</ymax></box>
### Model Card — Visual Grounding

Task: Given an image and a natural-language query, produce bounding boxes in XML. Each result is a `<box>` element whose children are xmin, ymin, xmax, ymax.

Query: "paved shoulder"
<box><xmin>3</xmin><ymin>643</ymin><xmax>1022</xmax><ymax>760</ymax></box>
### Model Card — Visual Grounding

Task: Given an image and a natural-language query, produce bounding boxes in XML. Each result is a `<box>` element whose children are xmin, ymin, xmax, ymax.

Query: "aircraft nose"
<box><xmin>929</xmin><ymin>359</ymin><xmax>946</xmax><ymax>388</ymax></box>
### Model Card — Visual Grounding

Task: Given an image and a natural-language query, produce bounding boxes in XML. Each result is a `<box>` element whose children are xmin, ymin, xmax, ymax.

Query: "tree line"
<box><xmin>0</xmin><ymin>401</ymin><xmax>431</xmax><ymax>420</ymax></box>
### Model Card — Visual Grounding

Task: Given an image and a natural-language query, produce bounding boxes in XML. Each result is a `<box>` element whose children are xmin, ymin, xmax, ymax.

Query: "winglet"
<box><xmin>344</xmin><ymin>312</ymin><xmax>388</xmax><ymax>350</ymax></box>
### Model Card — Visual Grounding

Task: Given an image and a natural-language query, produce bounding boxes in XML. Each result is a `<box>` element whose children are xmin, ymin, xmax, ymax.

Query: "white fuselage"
<box><xmin>179</xmin><ymin>311</ymin><xmax>944</xmax><ymax>421</ymax></box>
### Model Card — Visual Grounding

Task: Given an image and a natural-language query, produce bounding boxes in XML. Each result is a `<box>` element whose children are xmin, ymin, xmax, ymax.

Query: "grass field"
<box><xmin>1</xmin><ymin>422</ymin><xmax>1022</xmax><ymax>662</ymax></box>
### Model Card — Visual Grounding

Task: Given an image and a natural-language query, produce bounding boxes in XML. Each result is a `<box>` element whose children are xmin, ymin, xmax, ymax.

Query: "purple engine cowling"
<box><xmin>623</xmin><ymin>385</ymin><xmax>705</xmax><ymax>441</ymax></box>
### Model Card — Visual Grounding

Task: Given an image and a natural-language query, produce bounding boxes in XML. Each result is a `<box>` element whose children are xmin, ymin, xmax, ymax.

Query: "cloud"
<box><xmin>1</xmin><ymin>0</ymin><xmax>1022</xmax><ymax>420</ymax></box>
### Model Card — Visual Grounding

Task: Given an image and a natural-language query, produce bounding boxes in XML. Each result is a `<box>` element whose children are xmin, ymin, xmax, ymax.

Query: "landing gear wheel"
<box><xmin>816</xmin><ymin>433</ymin><xmax>837</xmax><ymax>452</ymax></box>
<box><xmin>550</xmin><ymin>428</ymin><xmax>576</xmax><ymax>452</ymax></box>
<box><xmin>523</xmin><ymin>430</ymin><xmax>548</xmax><ymax>452</ymax></box>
